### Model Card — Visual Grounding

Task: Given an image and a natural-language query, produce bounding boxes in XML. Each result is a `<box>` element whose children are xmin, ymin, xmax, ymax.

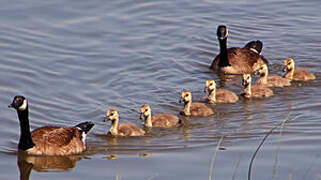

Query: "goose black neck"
<box><xmin>218</xmin><ymin>38</ymin><xmax>231</xmax><ymax>67</ymax></box>
<box><xmin>17</xmin><ymin>108</ymin><xmax>35</xmax><ymax>150</ymax></box>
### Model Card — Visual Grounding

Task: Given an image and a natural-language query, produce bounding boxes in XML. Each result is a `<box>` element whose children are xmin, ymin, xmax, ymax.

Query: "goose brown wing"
<box><xmin>31</xmin><ymin>126</ymin><xmax>78</xmax><ymax>147</ymax></box>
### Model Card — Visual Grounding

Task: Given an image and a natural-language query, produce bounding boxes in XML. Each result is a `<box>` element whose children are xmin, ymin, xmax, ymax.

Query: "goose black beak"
<box><xmin>8</xmin><ymin>103</ymin><xmax>15</xmax><ymax>109</ymax></box>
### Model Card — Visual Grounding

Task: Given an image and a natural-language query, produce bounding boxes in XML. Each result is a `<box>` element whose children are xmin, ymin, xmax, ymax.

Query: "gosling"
<box><xmin>180</xmin><ymin>91</ymin><xmax>214</xmax><ymax>117</ymax></box>
<box><xmin>283</xmin><ymin>58</ymin><xmax>315</xmax><ymax>81</ymax></box>
<box><xmin>104</xmin><ymin>109</ymin><xmax>145</xmax><ymax>136</ymax></box>
<box><xmin>205</xmin><ymin>80</ymin><xmax>239</xmax><ymax>104</ymax></box>
<box><xmin>140</xmin><ymin>104</ymin><xmax>181</xmax><ymax>128</ymax></box>
<box><xmin>252</xmin><ymin>62</ymin><xmax>291</xmax><ymax>87</ymax></box>
<box><xmin>241</xmin><ymin>74</ymin><xmax>274</xmax><ymax>98</ymax></box>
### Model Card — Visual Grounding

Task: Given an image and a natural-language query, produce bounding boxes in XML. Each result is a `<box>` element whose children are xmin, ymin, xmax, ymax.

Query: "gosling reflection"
<box><xmin>18</xmin><ymin>152</ymin><xmax>82</xmax><ymax>180</ymax></box>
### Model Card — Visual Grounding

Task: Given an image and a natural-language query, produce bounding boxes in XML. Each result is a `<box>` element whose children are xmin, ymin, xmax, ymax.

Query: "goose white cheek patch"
<box><xmin>19</xmin><ymin>100</ymin><xmax>28</xmax><ymax>111</ymax></box>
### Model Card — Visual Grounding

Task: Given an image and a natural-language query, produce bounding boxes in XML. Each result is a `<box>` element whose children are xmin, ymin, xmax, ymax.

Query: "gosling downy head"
<box><xmin>205</xmin><ymin>80</ymin><xmax>216</xmax><ymax>93</ymax></box>
<box><xmin>140</xmin><ymin>104</ymin><xmax>151</xmax><ymax>120</ymax></box>
<box><xmin>104</xmin><ymin>109</ymin><xmax>119</xmax><ymax>122</ymax></box>
<box><xmin>180</xmin><ymin>91</ymin><xmax>192</xmax><ymax>104</ymax></box>
<box><xmin>283</xmin><ymin>58</ymin><xmax>295</xmax><ymax>73</ymax></box>
<box><xmin>253</xmin><ymin>62</ymin><xmax>268</xmax><ymax>76</ymax></box>
<box><xmin>242</xmin><ymin>74</ymin><xmax>251</xmax><ymax>87</ymax></box>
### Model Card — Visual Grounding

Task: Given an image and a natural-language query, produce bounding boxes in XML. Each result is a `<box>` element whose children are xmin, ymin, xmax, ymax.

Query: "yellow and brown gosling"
<box><xmin>283</xmin><ymin>58</ymin><xmax>315</xmax><ymax>81</ymax></box>
<box><xmin>180</xmin><ymin>91</ymin><xmax>214</xmax><ymax>117</ymax></box>
<box><xmin>205</xmin><ymin>80</ymin><xmax>239</xmax><ymax>104</ymax></box>
<box><xmin>8</xmin><ymin>96</ymin><xmax>94</xmax><ymax>156</ymax></box>
<box><xmin>104</xmin><ymin>109</ymin><xmax>145</xmax><ymax>137</ymax></box>
<box><xmin>241</xmin><ymin>74</ymin><xmax>274</xmax><ymax>98</ymax></box>
<box><xmin>140</xmin><ymin>104</ymin><xmax>181</xmax><ymax>128</ymax></box>
<box><xmin>252</xmin><ymin>62</ymin><xmax>291</xmax><ymax>88</ymax></box>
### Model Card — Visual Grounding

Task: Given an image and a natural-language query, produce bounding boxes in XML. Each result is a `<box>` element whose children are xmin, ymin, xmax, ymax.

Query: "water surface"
<box><xmin>1</xmin><ymin>0</ymin><xmax>321</xmax><ymax>179</ymax></box>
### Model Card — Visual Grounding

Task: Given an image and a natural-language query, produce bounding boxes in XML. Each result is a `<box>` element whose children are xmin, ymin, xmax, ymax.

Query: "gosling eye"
<box><xmin>145</xmin><ymin>109</ymin><xmax>148</xmax><ymax>112</ymax></box>
<box><xmin>110</xmin><ymin>113</ymin><xmax>114</xmax><ymax>116</ymax></box>
<box><xmin>185</xmin><ymin>94</ymin><xmax>189</xmax><ymax>97</ymax></box>
<box><xmin>260</xmin><ymin>67</ymin><xmax>263</xmax><ymax>70</ymax></box>
<box><xmin>210</xmin><ymin>83</ymin><xmax>213</xmax><ymax>86</ymax></box>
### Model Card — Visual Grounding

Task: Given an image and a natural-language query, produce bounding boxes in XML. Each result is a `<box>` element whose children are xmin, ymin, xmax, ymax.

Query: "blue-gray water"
<box><xmin>1</xmin><ymin>0</ymin><xmax>321</xmax><ymax>179</ymax></box>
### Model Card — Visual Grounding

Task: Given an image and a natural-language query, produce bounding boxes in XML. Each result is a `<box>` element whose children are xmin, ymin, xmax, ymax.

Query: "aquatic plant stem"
<box><xmin>248</xmin><ymin>114</ymin><xmax>299</xmax><ymax>180</ymax></box>
<box><xmin>209</xmin><ymin>136</ymin><xmax>224</xmax><ymax>180</ymax></box>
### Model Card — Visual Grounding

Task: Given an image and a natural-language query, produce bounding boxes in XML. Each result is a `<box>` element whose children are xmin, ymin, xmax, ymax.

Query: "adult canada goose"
<box><xmin>210</xmin><ymin>25</ymin><xmax>268</xmax><ymax>74</ymax></box>
<box><xmin>243</xmin><ymin>40</ymin><xmax>263</xmax><ymax>54</ymax></box>
<box><xmin>104</xmin><ymin>109</ymin><xmax>145</xmax><ymax>136</ymax></box>
<box><xmin>8</xmin><ymin>96</ymin><xmax>94</xmax><ymax>156</ymax></box>
<box><xmin>253</xmin><ymin>62</ymin><xmax>291</xmax><ymax>87</ymax></box>
<box><xmin>180</xmin><ymin>91</ymin><xmax>214</xmax><ymax>117</ymax></box>
<box><xmin>241</xmin><ymin>74</ymin><xmax>274</xmax><ymax>98</ymax></box>
<box><xmin>140</xmin><ymin>104</ymin><xmax>181</xmax><ymax>128</ymax></box>
<box><xmin>204</xmin><ymin>80</ymin><xmax>239</xmax><ymax>104</ymax></box>
<box><xmin>283</xmin><ymin>58</ymin><xmax>316</xmax><ymax>81</ymax></box>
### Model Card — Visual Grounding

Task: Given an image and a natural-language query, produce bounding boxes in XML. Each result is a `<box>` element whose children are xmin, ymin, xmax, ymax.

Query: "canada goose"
<box><xmin>283</xmin><ymin>58</ymin><xmax>316</xmax><ymax>81</ymax></box>
<box><xmin>104</xmin><ymin>109</ymin><xmax>145</xmax><ymax>136</ymax></box>
<box><xmin>140</xmin><ymin>104</ymin><xmax>181</xmax><ymax>128</ymax></box>
<box><xmin>205</xmin><ymin>80</ymin><xmax>239</xmax><ymax>104</ymax></box>
<box><xmin>180</xmin><ymin>91</ymin><xmax>214</xmax><ymax>116</ymax></box>
<box><xmin>243</xmin><ymin>40</ymin><xmax>263</xmax><ymax>54</ymax></box>
<box><xmin>253</xmin><ymin>62</ymin><xmax>291</xmax><ymax>87</ymax></box>
<box><xmin>241</xmin><ymin>74</ymin><xmax>274</xmax><ymax>98</ymax></box>
<box><xmin>210</xmin><ymin>25</ymin><xmax>268</xmax><ymax>74</ymax></box>
<box><xmin>8</xmin><ymin>96</ymin><xmax>94</xmax><ymax>156</ymax></box>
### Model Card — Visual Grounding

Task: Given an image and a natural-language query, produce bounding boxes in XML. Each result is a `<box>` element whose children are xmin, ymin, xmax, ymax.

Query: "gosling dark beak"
<box><xmin>204</xmin><ymin>87</ymin><xmax>208</xmax><ymax>93</ymax></box>
<box><xmin>179</xmin><ymin>98</ymin><xmax>183</xmax><ymax>104</ymax></box>
<box><xmin>242</xmin><ymin>80</ymin><xmax>248</xmax><ymax>87</ymax></box>
<box><xmin>253</xmin><ymin>70</ymin><xmax>260</xmax><ymax>76</ymax></box>
<box><xmin>140</xmin><ymin>113</ymin><xmax>144</xmax><ymax>120</ymax></box>
<box><xmin>103</xmin><ymin>116</ymin><xmax>110</xmax><ymax>122</ymax></box>
<box><xmin>282</xmin><ymin>66</ymin><xmax>288</xmax><ymax>72</ymax></box>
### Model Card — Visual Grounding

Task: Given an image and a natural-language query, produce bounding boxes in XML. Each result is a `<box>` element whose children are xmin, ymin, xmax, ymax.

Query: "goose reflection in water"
<box><xmin>17</xmin><ymin>152</ymin><xmax>82</xmax><ymax>180</ymax></box>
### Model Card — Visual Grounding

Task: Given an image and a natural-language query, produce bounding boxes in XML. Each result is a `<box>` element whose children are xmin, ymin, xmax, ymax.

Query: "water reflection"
<box><xmin>17</xmin><ymin>152</ymin><xmax>82</xmax><ymax>180</ymax></box>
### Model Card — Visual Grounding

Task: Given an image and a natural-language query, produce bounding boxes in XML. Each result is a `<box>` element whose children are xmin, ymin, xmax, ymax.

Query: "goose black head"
<box><xmin>8</xmin><ymin>96</ymin><xmax>28</xmax><ymax>111</ymax></box>
<box><xmin>217</xmin><ymin>25</ymin><xmax>228</xmax><ymax>40</ymax></box>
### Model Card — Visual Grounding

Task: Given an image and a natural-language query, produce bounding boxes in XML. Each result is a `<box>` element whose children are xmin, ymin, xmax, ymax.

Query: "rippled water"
<box><xmin>1</xmin><ymin>0</ymin><xmax>321</xmax><ymax>179</ymax></box>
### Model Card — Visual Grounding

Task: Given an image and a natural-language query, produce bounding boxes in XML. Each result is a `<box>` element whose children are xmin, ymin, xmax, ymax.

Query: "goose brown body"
<box><xmin>252</xmin><ymin>63</ymin><xmax>291</xmax><ymax>88</ymax></box>
<box><xmin>283</xmin><ymin>58</ymin><xmax>315</xmax><ymax>81</ymax></box>
<box><xmin>105</xmin><ymin>109</ymin><xmax>145</xmax><ymax>137</ymax></box>
<box><xmin>180</xmin><ymin>91</ymin><xmax>214</xmax><ymax>117</ymax></box>
<box><xmin>140</xmin><ymin>104</ymin><xmax>180</xmax><ymax>128</ymax></box>
<box><xmin>26</xmin><ymin>126</ymin><xmax>88</xmax><ymax>155</ymax></box>
<box><xmin>8</xmin><ymin>96</ymin><xmax>94</xmax><ymax>156</ymax></box>
<box><xmin>241</xmin><ymin>74</ymin><xmax>274</xmax><ymax>98</ymax></box>
<box><xmin>210</xmin><ymin>25</ymin><xmax>268</xmax><ymax>74</ymax></box>
<box><xmin>205</xmin><ymin>80</ymin><xmax>239</xmax><ymax>104</ymax></box>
